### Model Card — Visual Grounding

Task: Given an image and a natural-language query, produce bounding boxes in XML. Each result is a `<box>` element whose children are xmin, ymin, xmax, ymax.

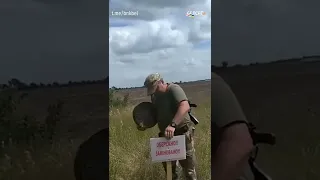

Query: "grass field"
<box><xmin>109</xmin><ymin>82</ymin><xmax>211</xmax><ymax>180</ymax></box>
<box><xmin>1</xmin><ymin>60</ymin><xmax>319</xmax><ymax>180</ymax></box>
<box><xmin>215</xmin><ymin>61</ymin><xmax>320</xmax><ymax>179</ymax></box>
<box><xmin>0</xmin><ymin>84</ymin><xmax>108</xmax><ymax>180</ymax></box>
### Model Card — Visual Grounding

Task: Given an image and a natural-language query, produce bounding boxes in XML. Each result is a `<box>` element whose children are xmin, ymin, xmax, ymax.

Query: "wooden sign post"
<box><xmin>166</xmin><ymin>161</ymin><xmax>172</xmax><ymax>180</ymax></box>
<box><xmin>150</xmin><ymin>135</ymin><xmax>186</xmax><ymax>180</ymax></box>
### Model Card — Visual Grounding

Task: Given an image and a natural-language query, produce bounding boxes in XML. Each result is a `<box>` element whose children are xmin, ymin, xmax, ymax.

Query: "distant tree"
<box><xmin>2</xmin><ymin>84</ymin><xmax>8</xmax><ymax>89</ymax></box>
<box><xmin>222</xmin><ymin>61</ymin><xmax>229</xmax><ymax>68</ymax></box>
<box><xmin>39</xmin><ymin>83</ymin><xmax>45</xmax><ymax>87</ymax></box>
<box><xmin>52</xmin><ymin>82</ymin><xmax>59</xmax><ymax>87</ymax></box>
<box><xmin>29</xmin><ymin>82</ymin><xmax>38</xmax><ymax>88</ymax></box>
<box><xmin>8</xmin><ymin>78</ymin><xmax>27</xmax><ymax>89</ymax></box>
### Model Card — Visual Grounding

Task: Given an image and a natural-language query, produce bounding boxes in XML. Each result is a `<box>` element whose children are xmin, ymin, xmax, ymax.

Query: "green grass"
<box><xmin>109</xmin><ymin>100</ymin><xmax>211</xmax><ymax>180</ymax></box>
<box><xmin>0</xmin><ymin>91</ymin><xmax>78</xmax><ymax>180</ymax></box>
<box><xmin>0</xmin><ymin>139</ymin><xmax>78</xmax><ymax>180</ymax></box>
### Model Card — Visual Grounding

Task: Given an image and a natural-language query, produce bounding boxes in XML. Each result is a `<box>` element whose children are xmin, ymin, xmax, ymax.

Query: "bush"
<box><xmin>109</xmin><ymin>88</ymin><xmax>129</xmax><ymax>109</ymax></box>
<box><xmin>222</xmin><ymin>61</ymin><xmax>229</xmax><ymax>68</ymax></box>
<box><xmin>0</xmin><ymin>89</ymin><xmax>70</xmax><ymax>179</ymax></box>
<box><xmin>0</xmin><ymin>89</ymin><xmax>63</xmax><ymax>149</ymax></box>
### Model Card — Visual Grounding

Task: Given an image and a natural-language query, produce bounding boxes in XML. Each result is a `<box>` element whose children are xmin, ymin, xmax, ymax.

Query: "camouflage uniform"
<box><xmin>144</xmin><ymin>73</ymin><xmax>197</xmax><ymax>180</ymax></box>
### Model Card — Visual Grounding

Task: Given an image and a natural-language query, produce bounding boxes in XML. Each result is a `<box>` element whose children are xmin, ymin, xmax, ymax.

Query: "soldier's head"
<box><xmin>144</xmin><ymin>73</ymin><xmax>167</xmax><ymax>95</ymax></box>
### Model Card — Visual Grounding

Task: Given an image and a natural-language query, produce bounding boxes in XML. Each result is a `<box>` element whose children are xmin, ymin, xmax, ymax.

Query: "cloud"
<box><xmin>0</xmin><ymin>0</ymin><xmax>108</xmax><ymax>84</ymax></box>
<box><xmin>212</xmin><ymin>0</ymin><xmax>320</xmax><ymax>66</ymax></box>
<box><xmin>116</xmin><ymin>0</ymin><xmax>207</xmax><ymax>8</ymax></box>
<box><xmin>109</xmin><ymin>0</ymin><xmax>211</xmax><ymax>88</ymax></box>
<box><xmin>110</xmin><ymin>20</ymin><xmax>188</xmax><ymax>55</ymax></box>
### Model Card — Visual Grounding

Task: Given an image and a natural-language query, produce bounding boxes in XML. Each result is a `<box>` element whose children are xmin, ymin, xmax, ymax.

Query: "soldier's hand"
<box><xmin>165</xmin><ymin>125</ymin><xmax>175</xmax><ymax>139</ymax></box>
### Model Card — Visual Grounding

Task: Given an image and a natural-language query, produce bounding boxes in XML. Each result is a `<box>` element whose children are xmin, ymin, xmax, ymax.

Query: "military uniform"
<box><xmin>212</xmin><ymin>72</ymin><xmax>254</xmax><ymax>180</ymax></box>
<box><xmin>144</xmin><ymin>73</ymin><xmax>197</xmax><ymax>180</ymax></box>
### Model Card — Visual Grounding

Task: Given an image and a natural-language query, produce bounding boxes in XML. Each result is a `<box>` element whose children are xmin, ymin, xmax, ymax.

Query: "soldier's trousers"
<box><xmin>159</xmin><ymin>127</ymin><xmax>197</xmax><ymax>180</ymax></box>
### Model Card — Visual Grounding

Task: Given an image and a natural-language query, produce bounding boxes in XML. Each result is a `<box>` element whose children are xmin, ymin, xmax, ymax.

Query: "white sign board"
<box><xmin>150</xmin><ymin>135</ymin><xmax>186</xmax><ymax>163</ymax></box>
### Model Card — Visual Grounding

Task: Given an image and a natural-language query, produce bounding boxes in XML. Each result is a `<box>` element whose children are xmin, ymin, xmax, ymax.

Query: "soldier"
<box><xmin>137</xmin><ymin>73</ymin><xmax>197</xmax><ymax>180</ymax></box>
<box><xmin>211</xmin><ymin>72</ymin><xmax>255</xmax><ymax>180</ymax></box>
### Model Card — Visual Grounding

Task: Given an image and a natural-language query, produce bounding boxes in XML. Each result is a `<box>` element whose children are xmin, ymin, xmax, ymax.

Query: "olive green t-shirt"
<box><xmin>151</xmin><ymin>83</ymin><xmax>191</xmax><ymax>133</ymax></box>
<box><xmin>212</xmin><ymin>72</ymin><xmax>254</xmax><ymax>180</ymax></box>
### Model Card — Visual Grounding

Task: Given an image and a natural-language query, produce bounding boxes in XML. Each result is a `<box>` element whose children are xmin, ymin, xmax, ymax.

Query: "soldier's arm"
<box><xmin>211</xmin><ymin>73</ymin><xmax>254</xmax><ymax>180</ymax></box>
<box><xmin>169</xmin><ymin>84</ymin><xmax>190</xmax><ymax>125</ymax></box>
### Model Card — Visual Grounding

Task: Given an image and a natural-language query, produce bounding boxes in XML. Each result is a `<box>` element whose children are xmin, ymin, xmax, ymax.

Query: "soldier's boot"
<box><xmin>179</xmin><ymin>128</ymin><xmax>197</xmax><ymax>180</ymax></box>
<box><xmin>161</xmin><ymin>161</ymin><xmax>179</xmax><ymax>180</ymax></box>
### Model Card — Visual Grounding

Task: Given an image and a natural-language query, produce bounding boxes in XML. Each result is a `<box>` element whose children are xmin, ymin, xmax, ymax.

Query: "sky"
<box><xmin>3</xmin><ymin>0</ymin><xmax>320</xmax><ymax>86</ymax></box>
<box><xmin>212</xmin><ymin>0</ymin><xmax>320</xmax><ymax>66</ymax></box>
<box><xmin>0</xmin><ymin>0</ymin><xmax>108</xmax><ymax>84</ymax></box>
<box><xmin>109</xmin><ymin>0</ymin><xmax>211</xmax><ymax>88</ymax></box>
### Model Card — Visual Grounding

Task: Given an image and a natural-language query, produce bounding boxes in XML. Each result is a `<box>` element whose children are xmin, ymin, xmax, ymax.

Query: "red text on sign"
<box><xmin>156</xmin><ymin>149</ymin><xmax>180</xmax><ymax>156</ymax></box>
<box><xmin>157</xmin><ymin>141</ymin><xmax>178</xmax><ymax>148</ymax></box>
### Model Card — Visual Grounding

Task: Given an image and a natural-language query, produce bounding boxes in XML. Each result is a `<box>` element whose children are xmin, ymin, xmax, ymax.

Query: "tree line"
<box><xmin>214</xmin><ymin>55</ymin><xmax>320</xmax><ymax>69</ymax></box>
<box><xmin>0</xmin><ymin>78</ymin><xmax>108</xmax><ymax>90</ymax></box>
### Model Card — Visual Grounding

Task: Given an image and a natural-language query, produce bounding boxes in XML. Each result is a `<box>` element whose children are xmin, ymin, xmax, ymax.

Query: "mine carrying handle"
<box><xmin>188</xmin><ymin>101</ymin><xmax>199</xmax><ymax>125</ymax></box>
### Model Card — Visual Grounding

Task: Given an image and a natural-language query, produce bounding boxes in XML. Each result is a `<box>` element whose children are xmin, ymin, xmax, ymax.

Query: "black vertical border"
<box><xmin>210</xmin><ymin>0</ymin><xmax>214</xmax><ymax>178</ymax></box>
<box><xmin>106</xmin><ymin>0</ymin><xmax>110</xmax><ymax>178</ymax></box>
<box><xmin>73</xmin><ymin>1</ymin><xmax>109</xmax><ymax>180</ymax></box>
<box><xmin>106</xmin><ymin>0</ymin><xmax>110</xmax><ymax>176</ymax></box>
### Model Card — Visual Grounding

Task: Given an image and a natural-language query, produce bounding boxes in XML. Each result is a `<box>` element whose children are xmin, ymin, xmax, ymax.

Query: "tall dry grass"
<box><xmin>0</xmin><ymin>89</ymin><xmax>78</xmax><ymax>180</ymax></box>
<box><xmin>0</xmin><ymin>139</ymin><xmax>77</xmax><ymax>180</ymax></box>
<box><xmin>109</xmin><ymin>100</ymin><xmax>211</xmax><ymax>180</ymax></box>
